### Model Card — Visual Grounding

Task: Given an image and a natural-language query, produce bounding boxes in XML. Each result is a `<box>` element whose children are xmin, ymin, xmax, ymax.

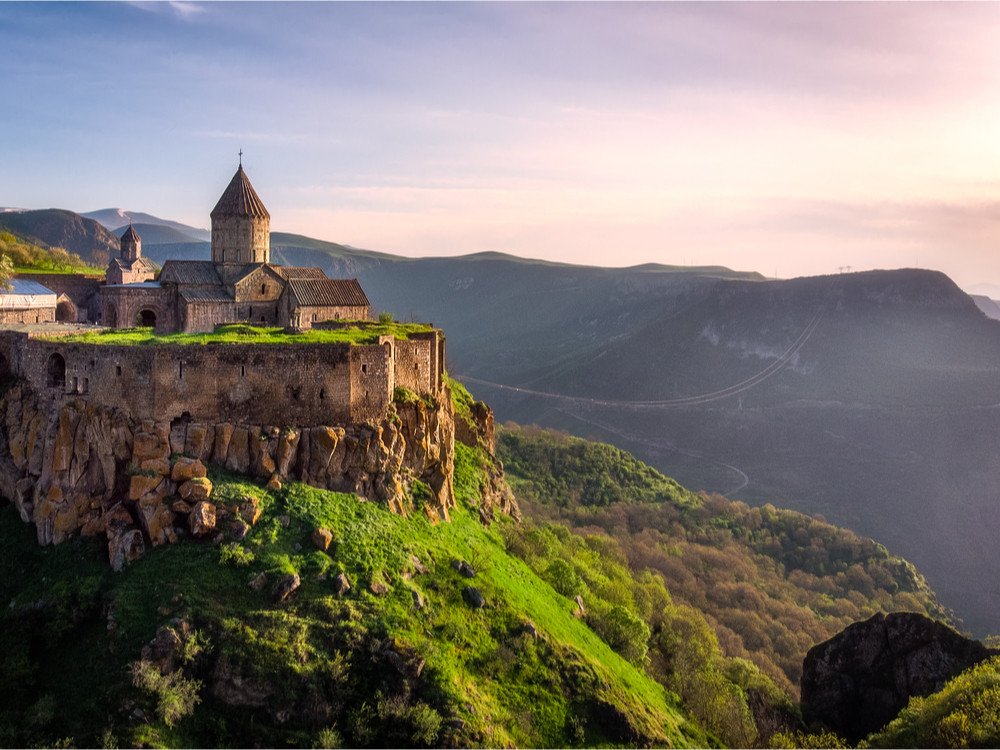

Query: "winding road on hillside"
<box><xmin>458</xmin><ymin>309</ymin><xmax>824</xmax><ymax>409</ymax></box>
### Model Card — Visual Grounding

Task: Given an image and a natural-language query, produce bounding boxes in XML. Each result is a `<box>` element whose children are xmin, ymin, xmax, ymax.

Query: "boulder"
<box><xmin>462</xmin><ymin>586</ymin><xmax>486</xmax><ymax>609</ymax></box>
<box><xmin>451</xmin><ymin>559</ymin><xmax>476</xmax><ymax>578</ymax></box>
<box><xmin>141</xmin><ymin>626</ymin><xmax>183</xmax><ymax>675</ymax></box>
<box><xmin>229</xmin><ymin>520</ymin><xmax>249</xmax><ymax>540</ymax></box>
<box><xmin>272</xmin><ymin>573</ymin><xmax>300</xmax><ymax>602</ymax></box>
<box><xmin>237</xmin><ymin>496</ymin><xmax>261</xmax><ymax>526</ymax></box>
<box><xmin>128</xmin><ymin>474</ymin><xmax>163</xmax><ymax>501</ymax></box>
<box><xmin>801</xmin><ymin>611</ymin><xmax>998</xmax><ymax>742</ymax></box>
<box><xmin>188</xmin><ymin>501</ymin><xmax>217</xmax><ymax>536</ymax></box>
<box><xmin>248</xmin><ymin>572</ymin><xmax>268</xmax><ymax>592</ymax></box>
<box><xmin>170</xmin><ymin>457</ymin><xmax>207</xmax><ymax>483</ymax></box>
<box><xmin>312</xmin><ymin>528</ymin><xmax>333</xmax><ymax>551</ymax></box>
<box><xmin>333</xmin><ymin>572</ymin><xmax>351</xmax><ymax>596</ymax></box>
<box><xmin>108</xmin><ymin>528</ymin><xmax>145</xmax><ymax>572</ymax></box>
<box><xmin>179</xmin><ymin>476</ymin><xmax>213</xmax><ymax>503</ymax></box>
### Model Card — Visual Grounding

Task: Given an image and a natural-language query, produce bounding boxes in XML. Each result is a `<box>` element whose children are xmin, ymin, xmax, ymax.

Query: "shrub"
<box><xmin>129</xmin><ymin>661</ymin><xmax>201</xmax><ymax>728</ymax></box>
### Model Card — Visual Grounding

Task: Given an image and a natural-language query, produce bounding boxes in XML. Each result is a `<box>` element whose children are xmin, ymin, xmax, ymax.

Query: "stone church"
<box><xmin>99</xmin><ymin>165</ymin><xmax>370</xmax><ymax>333</ymax></box>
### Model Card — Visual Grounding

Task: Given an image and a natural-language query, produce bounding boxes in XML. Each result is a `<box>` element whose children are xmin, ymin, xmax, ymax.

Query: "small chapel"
<box><xmin>99</xmin><ymin>164</ymin><xmax>371</xmax><ymax>333</ymax></box>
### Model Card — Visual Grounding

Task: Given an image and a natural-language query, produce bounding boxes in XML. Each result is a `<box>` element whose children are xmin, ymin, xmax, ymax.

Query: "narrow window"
<box><xmin>83</xmin><ymin>378</ymin><xmax>89</xmax><ymax>393</ymax></box>
<box><xmin>319</xmin><ymin>388</ymin><xmax>325</xmax><ymax>400</ymax></box>
<box><xmin>241</xmin><ymin>365</ymin><xmax>246</xmax><ymax>377</ymax></box>
<box><xmin>261</xmin><ymin>283</ymin><xmax>267</xmax><ymax>294</ymax></box>
<box><xmin>116</xmin><ymin>365</ymin><xmax>122</xmax><ymax>376</ymax></box>
<box><xmin>179</xmin><ymin>362</ymin><xmax>184</xmax><ymax>379</ymax></box>
<box><xmin>362</xmin><ymin>364</ymin><xmax>367</xmax><ymax>374</ymax></box>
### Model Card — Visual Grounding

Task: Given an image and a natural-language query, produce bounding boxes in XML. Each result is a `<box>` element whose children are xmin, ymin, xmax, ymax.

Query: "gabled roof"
<box><xmin>210</xmin><ymin>165</ymin><xmax>270</xmax><ymax>220</ymax></box>
<box><xmin>110</xmin><ymin>256</ymin><xmax>156</xmax><ymax>272</ymax></box>
<box><xmin>159</xmin><ymin>260</ymin><xmax>222</xmax><ymax>286</ymax></box>
<box><xmin>180</xmin><ymin>288</ymin><xmax>235</xmax><ymax>303</ymax></box>
<box><xmin>273</xmin><ymin>265</ymin><xmax>327</xmax><ymax>280</ymax></box>
<box><xmin>287</xmin><ymin>278</ymin><xmax>370</xmax><ymax>308</ymax></box>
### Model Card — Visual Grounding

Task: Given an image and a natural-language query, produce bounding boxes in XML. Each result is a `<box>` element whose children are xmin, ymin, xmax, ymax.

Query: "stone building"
<box><xmin>100</xmin><ymin>165</ymin><xmax>371</xmax><ymax>332</ymax></box>
<box><xmin>105</xmin><ymin>223</ymin><xmax>157</xmax><ymax>285</ymax></box>
<box><xmin>0</xmin><ymin>279</ymin><xmax>57</xmax><ymax>324</ymax></box>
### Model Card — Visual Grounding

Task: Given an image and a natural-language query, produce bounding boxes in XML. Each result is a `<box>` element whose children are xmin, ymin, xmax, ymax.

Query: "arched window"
<box><xmin>46</xmin><ymin>353</ymin><xmax>66</xmax><ymax>389</ymax></box>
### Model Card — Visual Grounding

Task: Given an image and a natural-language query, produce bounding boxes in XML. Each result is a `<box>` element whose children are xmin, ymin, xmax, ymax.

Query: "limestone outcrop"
<box><xmin>0</xmin><ymin>381</ymin><xmax>515</xmax><ymax>569</ymax></box>
<box><xmin>800</xmin><ymin>611</ymin><xmax>998</xmax><ymax>742</ymax></box>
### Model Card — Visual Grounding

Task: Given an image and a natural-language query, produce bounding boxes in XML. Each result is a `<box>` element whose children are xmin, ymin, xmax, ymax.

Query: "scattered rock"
<box><xmin>370</xmin><ymin>580</ymin><xmax>389</xmax><ymax>596</ymax></box>
<box><xmin>265</xmin><ymin>473</ymin><xmax>282</xmax><ymax>491</ymax></box>
<box><xmin>411</xmin><ymin>589</ymin><xmax>425</xmax><ymax>610</ymax></box>
<box><xmin>172</xmin><ymin>499</ymin><xmax>193</xmax><ymax>515</ymax></box>
<box><xmin>229</xmin><ymin>520</ymin><xmax>249</xmax><ymax>540</ymax></box>
<box><xmin>108</xmin><ymin>528</ymin><xmax>145</xmax><ymax>572</ymax></box>
<box><xmin>312</xmin><ymin>528</ymin><xmax>333</xmax><ymax>551</ymax></box>
<box><xmin>238</xmin><ymin>495</ymin><xmax>262</xmax><ymax>525</ymax></box>
<box><xmin>462</xmin><ymin>586</ymin><xmax>486</xmax><ymax>609</ymax></box>
<box><xmin>523</xmin><ymin>620</ymin><xmax>540</xmax><ymax>639</ymax></box>
<box><xmin>212</xmin><ymin>658</ymin><xmax>274</xmax><ymax>708</ymax></box>
<box><xmin>140</xmin><ymin>625</ymin><xmax>183</xmax><ymax>675</ymax></box>
<box><xmin>451</xmin><ymin>559</ymin><xmax>476</xmax><ymax>578</ymax></box>
<box><xmin>170</xmin><ymin>457</ymin><xmax>207</xmax><ymax>483</ymax></box>
<box><xmin>248</xmin><ymin>572</ymin><xmax>268</xmax><ymax>591</ymax></box>
<box><xmin>272</xmin><ymin>573</ymin><xmax>300</xmax><ymax>602</ymax></box>
<box><xmin>411</xmin><ymin>555</ymin><xmax>429</xmax><ymax>575</ymax></box>
<box><xmin>573</xmin><ymin>595</ymin><xmax>586</xmax><ymax>619</ymax></box>
<box><xmin>188</xmin><ymin>501</ymin><xmax>217</xmax><ymax>536</ymax></box>
<box><xmin>333</xmin><ymin>572</ymin><xmax>351</xmax><ymax>596</ymax></box>
<box><xmin>179</xmin><ymin>476</ymin><xmax>213</xmax><ymax>503</ymax></box>
<box><xmin>277</xmin><ymin>514</ymin><xmax>291</xmax><ymax>528</ymax></box>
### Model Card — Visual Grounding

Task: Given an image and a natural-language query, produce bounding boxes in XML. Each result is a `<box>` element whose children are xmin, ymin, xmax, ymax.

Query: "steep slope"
<box><xmin>0</xmin><ymin>449</ymin><xmax>706</xmax><ymax>749</ymax></box>
<box><xmin>497</xmin><ymin>425</ymin><xmax>950</xmax><ymax>698</ymax></box>
<box><xmin>0</xmin><ymin>209</ymin><xmax>119</xmax><ymax>265</ymax></box>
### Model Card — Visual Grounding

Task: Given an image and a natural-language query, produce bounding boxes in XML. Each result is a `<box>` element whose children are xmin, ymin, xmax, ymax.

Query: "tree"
<box><xmin>0</xmin><ymin>254</ymin><xmax>12</xmax><ymax>292</ymax></box>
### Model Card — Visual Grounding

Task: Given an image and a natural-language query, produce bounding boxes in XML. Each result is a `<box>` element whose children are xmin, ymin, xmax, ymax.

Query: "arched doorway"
<box><xmin>46</xmin><ymin>352</ymin><xmax>66</xmax><ymax>389</ymax></box>
<box><xmin>136</xmin><ymin>309</ymin><xmax>156</xmax><ymax>328</ymax></box>
<box><xmin>105</xmin><ymin>303</ymin><xmax>118</xmax><ymax>328</ymax></box>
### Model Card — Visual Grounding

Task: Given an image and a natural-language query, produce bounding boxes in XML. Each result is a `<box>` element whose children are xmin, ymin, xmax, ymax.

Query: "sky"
<box><xmin>3</xmin><ymin>2</ymin><xmax>1000</xmax><ymax>290</ymax></box>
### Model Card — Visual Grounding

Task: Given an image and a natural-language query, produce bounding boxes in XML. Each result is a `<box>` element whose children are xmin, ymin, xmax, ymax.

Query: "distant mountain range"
<box><xmin>81</xmin><ymin>208</ymin><xmax>210</xmax><ymax>242</ymax></box>
<box><xmin>5</xmin><ymin>205</ymin><xmax>1000</xmax><ymax>635</ymax></box>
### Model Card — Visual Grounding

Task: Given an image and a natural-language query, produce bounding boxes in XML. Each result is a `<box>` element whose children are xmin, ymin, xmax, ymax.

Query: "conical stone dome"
<box><xmin>211</xmin><ymin>165</ymin><xmax>270</xmax><ymax>264</ymax></box>
<box><xmin>120</xmin><ymin>222</ymin><xmax>141</xmax><ymax>261</ymax></box>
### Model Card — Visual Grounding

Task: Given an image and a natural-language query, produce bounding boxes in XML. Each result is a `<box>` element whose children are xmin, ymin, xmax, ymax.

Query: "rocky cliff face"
<box><xmin>0</xmin><ymin>381</ymin><xmax>515</xmax><ymax>569</ymax></box>
<box><xmin>800</xmin><ymin>611</ymin><xmax>997</xmax><ymax>742</ymax></box>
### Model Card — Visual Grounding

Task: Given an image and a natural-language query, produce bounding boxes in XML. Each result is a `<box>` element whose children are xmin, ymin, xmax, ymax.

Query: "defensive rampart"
<box><xmin>0</xmin><ymin>329</ymin><xmax>445</xmax><ymax>427</ymax></box>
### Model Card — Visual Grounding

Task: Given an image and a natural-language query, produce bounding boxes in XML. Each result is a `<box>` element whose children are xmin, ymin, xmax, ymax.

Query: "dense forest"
<box><xmin>498</xmin><ymin>424</ymin><xmax>950</xmax><ymax>698</ymax></box>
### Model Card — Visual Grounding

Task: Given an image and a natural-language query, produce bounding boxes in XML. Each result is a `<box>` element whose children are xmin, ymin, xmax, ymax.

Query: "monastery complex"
<box><xmin>0</xmin><ymin>166</ymin><xmax>446</xmax><ymax>428</ymax></box>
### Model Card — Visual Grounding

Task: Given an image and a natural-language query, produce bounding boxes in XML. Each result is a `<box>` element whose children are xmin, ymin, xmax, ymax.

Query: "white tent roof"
<box><xmin>0</xmin><ymin>278</ymin><xmax>57</xmax><ymax>310</ymax></box>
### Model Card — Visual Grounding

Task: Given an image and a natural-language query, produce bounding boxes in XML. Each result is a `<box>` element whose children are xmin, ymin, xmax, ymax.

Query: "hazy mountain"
<box><xmin>352</xmin><ymin>259</ymin><xmax>1000</xmax><ymax>637</ymax></box>
<box><xmin>83</xmin><ymin>208</ymin><xmax>210</xmax><ymax>242</ymax></box>
<box><xmin>0</xmin><ymin>209</ymin><xmax>118</xmax><ymax>265</ymax></box>
<box><xmin>113</xmin><ymin>222</ymin><xmax>204</xmax><ymax>246</ymax></box>
<box><xmin>970</xmin><ymin>294</ymin><xmax>1000</xmax><ymax>320</ymax></box>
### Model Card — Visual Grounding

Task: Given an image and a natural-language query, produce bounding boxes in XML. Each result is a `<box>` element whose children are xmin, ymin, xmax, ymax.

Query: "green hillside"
<box><xmin>0</xmin><ymin>445</ymin><xmax>709</xmax><ymax>749</ymax></box>
<box><xmin>497</xmin><ymin>424</ymin><xmax>950</xmax><ymax>697</ymax></box>
<box><xmin>0</xmin><ymin>209</ymin><xmax>118</xmax><ymax>266</ymax></box>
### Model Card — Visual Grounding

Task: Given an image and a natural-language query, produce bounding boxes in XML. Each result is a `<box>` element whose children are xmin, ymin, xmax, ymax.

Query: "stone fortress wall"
<box><xmin>0</xmin><ymin>327</ymin><xmax>445</xmax><ymax>428</ymax></box>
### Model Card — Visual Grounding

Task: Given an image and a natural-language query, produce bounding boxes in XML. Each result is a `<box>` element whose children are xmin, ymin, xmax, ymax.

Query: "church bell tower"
<box><xmin>210</xmin><ymin>162</ymin><xmax>270</xmax><ymax>265</ymax></box>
